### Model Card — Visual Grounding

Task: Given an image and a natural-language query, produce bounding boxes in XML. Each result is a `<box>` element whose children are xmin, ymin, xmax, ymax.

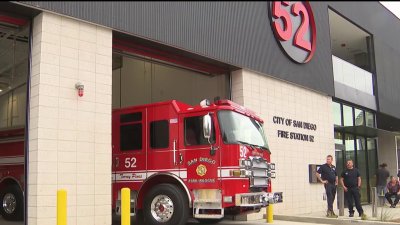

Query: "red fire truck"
<box><xmin>112</xmin><ymin>99</ymin><xmax>282</xmax><ymax>225</ymax></box>
<box><xmin>0</xmin><ymin>127</ymin><xmax>25</xmax><ymax>221</ymax></box>
<box><xmin>0</xmin><ymin>99</ymin><xmax>282</xmax><ymax>223</ymax></box>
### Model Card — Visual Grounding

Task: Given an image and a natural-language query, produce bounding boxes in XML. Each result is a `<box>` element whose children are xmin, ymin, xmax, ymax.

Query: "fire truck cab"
<box><xmin>112</xmin><ymin>99</ymin><xmax>282</xmax><ymax>225</ymax></box>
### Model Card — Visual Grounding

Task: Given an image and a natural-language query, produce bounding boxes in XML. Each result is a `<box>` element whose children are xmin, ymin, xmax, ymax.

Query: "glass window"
<box><xmin>356</xmin><ymin>137</ymin><xmax>366</xmax><ymax>151</ymax></box>
<box><xmin>120</xmin><ymin>124</ymin><xmax>142</xmax><ymax>150</ymax></box>
<box><xmin>354</xmin><ymin>108</ymin><xmax>364</xmax><ymax>126</ymax></box>
<box><xmin>345</xmin><ymin>134</ymin><xmax>355</xmax><ymax>161</ymax></box>
<box><xmin>335</xmin><ymin>132</ymin><xmax>345</xmax><ymax>176</ymax></box>
<box><xmin>365</xmin><ymin>111</ymin><xmax>375</xmax><ymax>128</ymax></box>
<box><xmin>367</xmin><ymin>138</ymin><xmax>378</xmax><ymax>196</ymax></box>
<box><xmin>367</xmin><ymin>138</ymin><xmax>378</xmax><ymax>203</ymax></box>
<box><xmin>120</xmin><ymin>112</ymin><xmax>142</xmax><ymax>123</ymax></box>
<box><xmin>335</xmin><ymin>132</ymin><xmax>343</xmax><ymax>145</ymax></box>
<box><xmin>185</xmin><ymin>116</ymin><xmax>215</xmax><ymax>146</ymax></box>
<box><xmin>335</xmin><ymin>149</ymin><xmax>344</xmax><ymax>179</ymax></box>
<box><xmin>343</xmin><ymin>105</ymin><xmax>354</xmax><ymax>126</ymax></box>
<box><xmin>356</xmin><ymin>137</ymin><xmax>368</xmax><ymax>202</ymax></box>
<box><xmin>218</xmin><ymin>111</ymin><xmax>269</xmax><ymax>149</ymax></box>
<box><xmin>150</xmin><ymin>120</ymin><xmax>169</xmax><ymax>149</ymax></box>
<box><xmin>333</xmin><ymin>102</ymin><xmax>342</xmax><ymax>127</ymax></box>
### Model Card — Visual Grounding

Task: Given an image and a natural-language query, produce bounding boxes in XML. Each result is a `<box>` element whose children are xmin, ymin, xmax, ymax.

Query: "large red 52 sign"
<box><xmin>269</xmin><ymin>1</ymin><xmax>316</xmax><ymax>63</ymax></box>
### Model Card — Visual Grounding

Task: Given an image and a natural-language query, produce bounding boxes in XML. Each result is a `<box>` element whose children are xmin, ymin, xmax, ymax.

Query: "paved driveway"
<box><xmin>0</xmin><ymin>216</ymin><xmax>23</xmax><ymax>225</ymax></box>
<box><xmin>1</xmin><ymin>216</ymin><xmax>331</xmax><ymax>225</ymax></box>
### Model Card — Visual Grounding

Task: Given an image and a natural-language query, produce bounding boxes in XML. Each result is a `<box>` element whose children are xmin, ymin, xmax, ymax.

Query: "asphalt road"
<box><xmin>0</xmin><ymin>217</ymin><xmax>23</xmax><ymax>225</ymax></box>
<box><xmin>0</xmin><ymin>216</ymin><xmax>330</xmax><ymax>225</ymax></box>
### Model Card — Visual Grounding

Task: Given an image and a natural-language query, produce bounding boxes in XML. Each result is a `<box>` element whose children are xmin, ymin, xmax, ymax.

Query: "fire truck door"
<box><xmin>146</xmin><ymin>109</ymin><xmax>180</xmax><ymax>177</ymax></box>
<box><xmin>113</xmin><ymin>109</ymin><xmax>147</xmax><ymax>184</ymax></box>
<box><xmin>179</xmin><ymin>113</ymin><xmax>221</xmax><ymax>189</ymax></box>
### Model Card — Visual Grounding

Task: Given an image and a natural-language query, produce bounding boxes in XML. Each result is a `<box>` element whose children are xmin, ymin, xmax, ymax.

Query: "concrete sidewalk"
<box><xmin>276</xmin><ymin>204</ymin><xmax>400</xmax><ymax>225</ymax></box>
<box><xmin>216</xmin><ymin>220</ymin><xmax>332</xmax><ymax>225</ymax></box>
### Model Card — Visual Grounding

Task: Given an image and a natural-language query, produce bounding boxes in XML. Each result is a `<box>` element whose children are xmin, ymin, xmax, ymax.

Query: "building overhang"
<box><xmin>335</xmin><ymin>125</ymin><xmax>400</xmax><ymax>138</ymax></box>
<box><xmin>335</xmin><ymin>125</ymin><xmax>378</xmax><ymax>137</ymax></box>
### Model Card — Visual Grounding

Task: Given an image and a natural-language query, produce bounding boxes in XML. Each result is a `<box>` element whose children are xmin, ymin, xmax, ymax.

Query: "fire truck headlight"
<box><xmin>270</xmin><ymin>171</ymin><xmax>276</xmax><ymax>179</ymax></box>
<box><xmin>268</xmin><ymin>163</ymin><xmax>276</xmax><ymax>170</ymax></box>
<box><xmin>230</xmin><ymin>169</ymin><xmax>252</xmax><ymax>177</ymax></box>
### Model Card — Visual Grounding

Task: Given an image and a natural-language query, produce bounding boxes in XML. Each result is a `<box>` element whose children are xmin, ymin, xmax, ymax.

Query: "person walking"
<box><xmin>385</xmin><ymin>176</ymin><xmax>400</xmax><ymax>208</ymax></box>
<box><xmin>340</xmin><ymin>159</ymin><xmax>367</xmax><ymax>220</ymax></box>
<box><xmin>316</xmin><ymin>155</ymin><xmax>338</xmax><ymax>218</ymax></box>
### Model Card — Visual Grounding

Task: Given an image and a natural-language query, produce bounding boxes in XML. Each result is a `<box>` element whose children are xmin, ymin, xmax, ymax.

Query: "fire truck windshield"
<box><xmin>218</xmin><ymin>110</ymin><xmax>269</xmax><ymax>150</ymax></box>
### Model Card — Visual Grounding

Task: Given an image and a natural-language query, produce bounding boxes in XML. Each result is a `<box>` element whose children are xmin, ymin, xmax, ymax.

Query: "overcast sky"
<box><xmin>380</xmin><ymin>1</ymin><xmax>400</xmax><ymax>19</ymax></box>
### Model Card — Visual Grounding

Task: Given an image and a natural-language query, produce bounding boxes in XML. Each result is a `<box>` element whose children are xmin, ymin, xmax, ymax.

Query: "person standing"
<box><xmin>376</xmin><ymin>163</ymin><xmax>390</xmax><ymax>196</ymax></box>
<box><xmin>340</xmin><ymin>160</ymin><xmax>367</xmax><ymax>220</ymax></box>
<box><xmin>316</xmin><ymin>155</ymin><xmax>338</xmax><ymax>218</ymax></box>
<box><xmin>385</xmin><ymin>176</ymin><xmax>400</xmax><ymax>208</ymax></box>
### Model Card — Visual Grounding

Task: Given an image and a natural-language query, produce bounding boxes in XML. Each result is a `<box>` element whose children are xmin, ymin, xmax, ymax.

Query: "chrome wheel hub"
<box><xmin>150</xmin><ymin>195</ymin><xmax>174</xmax><ymax>222</ymax></box>
<box><xmin>2</xmin><ymin>193</ymin><xmax>16</xmax><ymax>214</ymax></box>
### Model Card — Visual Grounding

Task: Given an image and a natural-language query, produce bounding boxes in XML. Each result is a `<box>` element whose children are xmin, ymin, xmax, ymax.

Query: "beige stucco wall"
<box><xmin>28</xmin><ymin>12</ymin><xmax>112</xmax><ymax>225</ymax></box>
<box><xmin>232</xmin><ymin>69</ymin><xmax>335</xmax><ymax>214</ymax></box>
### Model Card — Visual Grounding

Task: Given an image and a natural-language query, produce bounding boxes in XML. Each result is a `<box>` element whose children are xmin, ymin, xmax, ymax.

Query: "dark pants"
<box><xmin>325</xmin><ymin>183</ymin><xmax>336</xmax><ymax>211</ymax></box>
<box><xmin>385</xmin><ymin>193</ymin><xmax>400</xmax><ymax>206</ymax></box>
<box><xmin>345</xmin><ymin>187</ymin><xmax>363</xmax><ymax>214</ymax></box>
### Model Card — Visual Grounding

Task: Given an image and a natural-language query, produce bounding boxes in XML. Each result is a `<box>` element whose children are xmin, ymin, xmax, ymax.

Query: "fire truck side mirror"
<box><xmin>203</xmin><ymin>113</ymin><xmax>212</xmax><ymax>141</ymax></box>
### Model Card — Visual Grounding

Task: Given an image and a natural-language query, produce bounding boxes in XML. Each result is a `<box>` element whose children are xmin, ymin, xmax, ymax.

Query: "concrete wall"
<box><xmin>232</xmin><ymin>69</ymin><xmax>334</xmax><ymax>214</ymax></box>
<box><xmin>29</xmin><ymin>12</ymin><xmax>112</xmax><ymax>225</ymax></box>
<box><xmin>377</xmin><ymin>132</ymin><xmax>398</xmax><ymax>177</ymax></box>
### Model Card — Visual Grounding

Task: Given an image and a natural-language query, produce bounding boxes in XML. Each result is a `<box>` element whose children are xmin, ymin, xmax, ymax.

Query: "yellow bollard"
<box><xmin>121</xmin><ymin>188</ymin><xmax>131</xmax><ymax>225</ymax></box>
<box><xmin>267</xmin><ymin>204</ymin><xmax>273</xmax><ymax>223</ymax></box>
<box><xmin>57</xmin><ymin>189</ymin><xmax>67</xmax><ymax>225</ymax></box>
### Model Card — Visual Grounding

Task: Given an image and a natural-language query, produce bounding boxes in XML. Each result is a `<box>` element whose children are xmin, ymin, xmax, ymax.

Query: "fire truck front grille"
<box><xmin>244</xmin><ymin>157</ymin><xmax>275</xmax><ymax>188</ymax></box>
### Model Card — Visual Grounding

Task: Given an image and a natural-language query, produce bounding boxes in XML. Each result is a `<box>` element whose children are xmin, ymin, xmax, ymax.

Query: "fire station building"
<box><xmin>0</xmin><ymin>1</ymin><xmax>400</xmax><ymax>225</ymax></box>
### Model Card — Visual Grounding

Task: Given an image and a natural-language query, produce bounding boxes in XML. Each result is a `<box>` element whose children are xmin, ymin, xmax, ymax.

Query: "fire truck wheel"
<box><xmin>143</xmin><ymin>183</ymin><xmax>188</xmax><ymax>225</ymax></box>
<box><xmin>196</xmin><ymin>218</ymin><xmax>223</xmax><ymax>224</ymax></box>
<box><xmin>0</xmin><ymin>185</ymin><xmax>24</xmax><ymax>221</ymax></box>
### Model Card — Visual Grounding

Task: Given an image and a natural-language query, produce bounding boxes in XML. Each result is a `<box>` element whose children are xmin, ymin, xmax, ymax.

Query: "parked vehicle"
<box><xmin>112</xmin><ymin>99</ymin><xmax>282</xmax><ymax>225</ymax></box>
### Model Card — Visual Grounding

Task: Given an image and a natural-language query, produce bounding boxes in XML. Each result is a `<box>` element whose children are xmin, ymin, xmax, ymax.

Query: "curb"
<box><xmin>275</xmin><ymin>215</ymin><xmax>399</xmax><ymax>225</ymax></box>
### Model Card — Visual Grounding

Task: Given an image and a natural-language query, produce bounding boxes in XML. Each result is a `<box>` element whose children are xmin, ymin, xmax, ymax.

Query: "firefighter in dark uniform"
<box><xmin>340</xmin><ymin>159</ymin><xmax>367</xmax><ymax>220</ymax></box>
<box><xmin>316</xmin><ymin>155</ymin><xmax>338</xmax><ymax>218</ymax></box>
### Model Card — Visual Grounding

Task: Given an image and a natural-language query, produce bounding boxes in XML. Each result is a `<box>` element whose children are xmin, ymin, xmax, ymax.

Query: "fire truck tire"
<box><xmin>0</xmin><ymin>185</ymin><xmax>24</xmax><ymax>221</ymax></box>
<box><xmin>196</xmin><ymin>218</ymin><xmax>223</xmax><ymax>224</ymax></box>
<box><xmin>143</xmin><ymin>183</ymin><xmax>188</xmax><ymax>225</ymax></box>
